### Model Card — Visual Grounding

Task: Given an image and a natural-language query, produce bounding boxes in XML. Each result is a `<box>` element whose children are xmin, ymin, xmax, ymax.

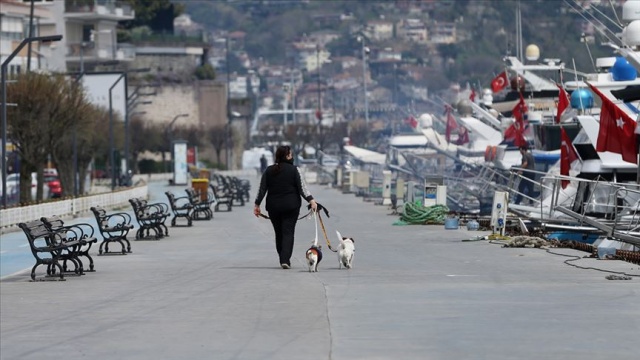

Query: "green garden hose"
<box><xmin>395</xmin><ymin>201</ymin><xmax>450</xmax><ymax>225</ymax></box>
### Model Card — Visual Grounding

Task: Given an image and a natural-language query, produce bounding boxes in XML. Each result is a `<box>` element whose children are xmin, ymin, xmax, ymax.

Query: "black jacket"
<box><xmin>254</xmin><ymin>162</ymin><xmax>314</xmax><ymax>214</ymax></box>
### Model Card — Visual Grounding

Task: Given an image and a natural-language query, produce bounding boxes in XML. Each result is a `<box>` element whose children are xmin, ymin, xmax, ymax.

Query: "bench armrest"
<box><xmin>103</xmin><ymin>212</ymin><xmax>133</xmax><ymax>226</ymax></box>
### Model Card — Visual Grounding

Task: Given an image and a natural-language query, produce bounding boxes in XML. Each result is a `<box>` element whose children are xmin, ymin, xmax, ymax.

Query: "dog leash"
<box><xmin>257</xmin><ymin>209</ymin><xmax>312</xmax><ymax>221</ymax></box>
<box><xmin>313</xmin><ymin>210</ymin><xmax>318</xmax><ymax>247</ymax></box>
<box><xmin>257</xmin><ymin>202</ymin><xmax>329</xmax><ymax>221</ymax></box>
<box><xmin>317</xmin><ymin>210</ymin><xmax>338</xmax><ymax>253</ymax></box>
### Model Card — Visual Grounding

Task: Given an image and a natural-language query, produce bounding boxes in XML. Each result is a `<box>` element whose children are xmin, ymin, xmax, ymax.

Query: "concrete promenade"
<box><xmin>1</xmin><ymin>177</ymin><xmax>639</xmax><ymax>360</ymax></box>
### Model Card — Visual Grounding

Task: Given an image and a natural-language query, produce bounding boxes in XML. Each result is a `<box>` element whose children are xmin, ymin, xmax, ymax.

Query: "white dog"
<box><xmin>336</xmin><ymin>231</ymin><xmax>355</xmax><ymax>269</ymax></box>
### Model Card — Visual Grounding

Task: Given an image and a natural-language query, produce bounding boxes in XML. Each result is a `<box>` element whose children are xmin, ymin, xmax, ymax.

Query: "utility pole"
<box><xmin>26</xmin><ymin>0</ymin><xmax>35</xmax><ymax>72</ymax></box>
<box><xmin>225</xmin><ymin>36</ymin><xmax>231</xmax><ymax>170</ymax></box>
<box><xmin>358</xmin><ymin>35</ymin><xmax>369</xmax><ymax>125</ymax></box>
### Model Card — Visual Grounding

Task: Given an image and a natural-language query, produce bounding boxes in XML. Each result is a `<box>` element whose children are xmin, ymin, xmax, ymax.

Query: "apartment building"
<box><xmin>0</xmin><ymin>0</ymin><xmax>54</xmax><ymax>74</ymax></box>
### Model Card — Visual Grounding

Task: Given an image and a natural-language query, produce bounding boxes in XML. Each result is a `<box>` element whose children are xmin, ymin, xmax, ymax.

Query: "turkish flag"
<box><xmin>445</xmin><ymin>108</ymin><xmax>458</xmax><ymax>142</ymax></box>
<box><xmin>405</xmin><ymin>116</ymin><xmax>418</xmax><ymax>129</ymax></box>
<box><xmin>456</xmin><ymin>126</ymin><xmax>470</xmax><ymax>145</ymax></box>
<box><xmin>556</xmin><ymin>84</ymin><xmax>570</xmax><ymax>124</ymax></box>
<box><xmin>491</xmin><ymin>71</ymin><xmax>509</xmax><ymax>93</ymax></box>
<box><xmin>512</xmin><ymin>92</ymin><xmax>528</xmax><ymax>122</ymax></box>
<box><xmin>504</xmin><ymin>117</ymin><xmax>527</xmax><ymax>147</ymax></box>
<box><xmin>560</xmin><ymin>127</ymin><xmax>578</xmax><ymax>189</ymax></box>
<box><xmin>589</xmin><ymin>84</ymin><xmax>637</xmax><ymax>164</ymax></box>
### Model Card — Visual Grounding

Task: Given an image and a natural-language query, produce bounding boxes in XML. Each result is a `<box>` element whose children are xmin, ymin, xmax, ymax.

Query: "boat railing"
<box><xmin>611</xmin><ymin>187</ymin><xmax>640</xmax><ymax>242</ymax></box>
<box><xmin>508</xmin><ymin>167</ymin><xmax>554</xmax><ymax>206</ymax></box>
<box><xmin>537</xmin><ymin>174</ymin><xmax>640</xmax><ymax>245</ymax></box>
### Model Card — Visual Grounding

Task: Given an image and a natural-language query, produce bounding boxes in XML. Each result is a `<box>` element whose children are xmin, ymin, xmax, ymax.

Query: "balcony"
<box><xmin>66</xmin><ymin>42</ymin><xmax>135</xmax><ymax>65</ymax></box>
<box><xmin>64</xmin><ymin>0</ymin><xmax>135</xmax><ymax>21</ymax></box>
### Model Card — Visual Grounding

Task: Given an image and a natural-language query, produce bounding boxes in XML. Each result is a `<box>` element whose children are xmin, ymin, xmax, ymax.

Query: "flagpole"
<box><xmin>572</xmin><ymin>59</ymin><xmax>584</xmax><ymax>114</ymax></box>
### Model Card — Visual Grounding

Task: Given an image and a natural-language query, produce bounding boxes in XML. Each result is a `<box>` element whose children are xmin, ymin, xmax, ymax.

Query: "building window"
<box><xmin>82</xmin><ymin>24</ymin><xmax>95</xmax><ymax>42</ymax></box>
<box><xmin>9</xmin><ymin>65</ymin><xmax>21</xmax><ymax>76</ymax></box>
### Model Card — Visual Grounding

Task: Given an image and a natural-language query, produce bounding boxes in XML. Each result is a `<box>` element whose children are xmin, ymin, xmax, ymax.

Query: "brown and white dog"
<box><xmin>336</xmin><ymin>231</ymin><xmax>355</xmax><ymax>269</ymax></box>
<box><xmin>305</xmin><ymin>245</ymin><xmax>323</xmax><ymax>272</ymax></box>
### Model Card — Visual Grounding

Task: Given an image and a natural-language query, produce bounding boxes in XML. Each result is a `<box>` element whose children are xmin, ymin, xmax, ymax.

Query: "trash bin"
<box><xmin>191</xmin><ymin>178</ymin><xmax>209</xmax><ymax>201</ymax></box>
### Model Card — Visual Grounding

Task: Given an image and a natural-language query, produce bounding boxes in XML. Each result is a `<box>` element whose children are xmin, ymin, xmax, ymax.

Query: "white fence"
<box><xmin>0</xmin><ymin>185</ymin><xmax>148</xmax><ymax>230</ymax></box>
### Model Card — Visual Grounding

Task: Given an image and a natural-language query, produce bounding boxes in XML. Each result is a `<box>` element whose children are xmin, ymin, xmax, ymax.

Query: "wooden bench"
<box><xmin>209</xmin><ymin>183</ymin><xmax>232</xmax><ymax>212</ymax></box>
<box><xmin>19</xmin><ymin>219</ymin><xmax>85</xmax><ymax>281</ymax></box>
<box><xmin>165</xmin><ymin>191</ymin><xmax>193</xmax><ymax>226</ymax></box>
<box><xmin>128</xmin><ymin>197</ymin><xmax>169</xmax><ymax>239</ymax></box>
<box><xmin>185</xmin><ymin>188</ymin><xmax>214</xmax><ymax>220</ymax></box>
<box><xmin>90</xmin><ymin>206</ymin><xmax>134</xmax><ymax>254</ymax></box>
<box><xmin>41</xmin><ymin>215</ymin><xmax>99</xmax><ymax>273</ymax></box>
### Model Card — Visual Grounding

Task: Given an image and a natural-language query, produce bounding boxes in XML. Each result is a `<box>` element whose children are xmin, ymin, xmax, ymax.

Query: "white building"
<box><xmin>0</xmin><ymin>0</ymin><xmax>55</xmax><ymax>74</ymax></box>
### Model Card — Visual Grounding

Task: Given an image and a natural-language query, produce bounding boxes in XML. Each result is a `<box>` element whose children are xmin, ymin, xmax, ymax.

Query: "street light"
<box><xmin>165</xmin><ymin>113</ymin><xmax>189</xmax><ymax>174</ymax></box>
<box><xmin>125</xmin><ymin>100</ymin><xmax>152</xmax><ymax>175</ymax></box>
<box><xmin>1</xmin><ymin>34</ymin><xmax>62</xmax><ymax>207</ymax></box>
<box><xmin>108</xmin><ymin>68</ymin><xmax>150</xmax><ymax>190</ymax></box>
<box><xmin>357</xmin><ymin>35</ymin><xmax>370</xmax><ymax>125</ymax></box>
<box><xmin>226</xmin><ymin>111</ymin><xmax>241</xmax><ymax>170</ymax></box>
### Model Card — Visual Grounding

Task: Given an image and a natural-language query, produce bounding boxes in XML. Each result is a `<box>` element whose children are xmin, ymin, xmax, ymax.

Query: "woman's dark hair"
<box><xmin>273</xmin><ymin>145</ymin><xmax>291</xmax><ymax>173</ymax></box>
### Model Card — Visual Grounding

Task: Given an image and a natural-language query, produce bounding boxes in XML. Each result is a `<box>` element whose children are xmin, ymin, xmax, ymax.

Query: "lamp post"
<box><xmin>108</xmin><ymin>68</ymin><xmax>149</xmax><ymax>190</ymax></box>
<box><xmin>165</xmin><ymin>113</ymin><xmax>189</xmax><ymax>174</ymax></box>
<box><xmin>125</xmin><ymin>100</ymin><xmax>151</xmax><ymax>175</ymax></box>
<box><xmin>108</xmin><ymin>74</ymin><xmax>126</xmax><ymax>190</ymax></box>
<box><xmin>2</xmin><ymin>34</ymin><xmax>62</xmax><ymax>207</ymax></box>
<box><xmin>226</xmin><ymin>111</ymin><xmax>241</xmax><ymax>170</ymax></box>
<box><xmin>357</xmin><ymin>35</ymin><xmax>370</xmax><ymax>125</ymax></box>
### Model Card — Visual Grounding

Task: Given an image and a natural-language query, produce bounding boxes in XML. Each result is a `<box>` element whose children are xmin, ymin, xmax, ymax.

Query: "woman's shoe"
<box><xmin>281</xmin><ymin>264</ymin><xmax>290</xmax><ymax>269</ymax></box>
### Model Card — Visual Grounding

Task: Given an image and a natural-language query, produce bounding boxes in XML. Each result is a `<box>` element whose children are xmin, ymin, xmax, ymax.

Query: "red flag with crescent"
<box><xmin>589</xmin><ymin>83</ymin><xmax>637</xmax><ymax>164</ymax></box>
<box><xmin>560</xmin><ymin>127</ymin><xmax>578</xmax><ymax>189</ymax></box>
<box><xmin>491</xmin><ymin>71</ymin><xmax>509</xmax><ymax>93</ymax></box>
<box><xmin>556</xmin><ymin>84</ymin><xmax>570</xmax><ymax>124</ymax></box>
<box><xmin>445</xmin><ymin>107</ymin><xmax>458</xmax><ymax>143</ymax></box>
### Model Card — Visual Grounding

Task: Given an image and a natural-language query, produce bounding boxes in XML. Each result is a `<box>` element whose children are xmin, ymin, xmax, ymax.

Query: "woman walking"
<box><xmin>254</xmin><ymin>145</ymin><xmax>318</xmax><ymax>269</ymax></box>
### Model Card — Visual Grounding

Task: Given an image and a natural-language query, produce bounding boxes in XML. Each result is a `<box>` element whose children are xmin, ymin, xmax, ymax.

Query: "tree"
<box><xmin>129</xmin><ymin>115</ymin><xmax>163</xmax><ymax>174</ymax></box>
<box><xmin>195</xmin><ymin>63</ymin><xmax>216</xmax><ymax>80</ymax></box>
<box><xmin>123</xmin><ymin>0</ymin><xmax>184</xmax><ymax>32</ymax></box>
<box><xmin>6</xmin><ymin>73</ymin><xmax>85</xmax><ymax>202</ymax></box>
<box><xmin>206</xmin><ymin>125</ymin><xmax>228</xmax><ymax>168</ymax></box>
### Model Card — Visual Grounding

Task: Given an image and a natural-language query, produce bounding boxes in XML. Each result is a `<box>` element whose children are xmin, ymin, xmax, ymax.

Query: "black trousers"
<box><xmin>515</xmin><ymin>176</ymin><xmax>534</xmax><ymax>204</ymax></box>
<box><xmin>269</xmin><ymin>209</ymin><xmax>299</xmax><ymax>265</ymax></box>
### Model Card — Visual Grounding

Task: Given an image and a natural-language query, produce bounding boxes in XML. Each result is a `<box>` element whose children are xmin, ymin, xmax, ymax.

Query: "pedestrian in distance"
<box><xmin>260</xmin><ymin>154</ymin><xmax>268</xmax><ymax>173</ymax></box>
<box><xmin>514</xmin><ymin>145</ymin><xmax>536</xmax><ymax>205</ymax></box>
<box><xmin>254</xmin><ymin>145</ymin><xmax>318</xmax><ymax>269</ymax></box>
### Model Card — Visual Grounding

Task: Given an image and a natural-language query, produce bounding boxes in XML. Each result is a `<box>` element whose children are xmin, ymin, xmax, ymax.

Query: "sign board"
<box><xmin>173</xmin><ymin>140</ymin><xmax>188</xmax><ymax>185</ymax></box>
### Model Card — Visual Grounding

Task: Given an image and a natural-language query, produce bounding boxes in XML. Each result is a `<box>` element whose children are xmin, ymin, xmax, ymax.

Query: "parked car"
<box><xmin>43</xmin><ymin>168</ymin><xmax>62</xmax><ymax>198</ymax></box>
<box><xmin>5</xmin><ymin>173</ymin><xmax>50</xmax><ymax>200</ymax></box>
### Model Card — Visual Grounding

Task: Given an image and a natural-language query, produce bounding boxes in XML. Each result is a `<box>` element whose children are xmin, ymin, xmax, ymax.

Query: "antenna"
<box><xmin>581</xmin><ymin>32</ymin><xmax>597</xmax><ymax>73</ymax></box>
<box><xmin>608</xmin><ymin>0</ymin><xmax>623</xmax><ymax>27</ymax></box>
<box><xmin>572</xmin><ymin>58</ymin><xmax>585</xmax><ymax>114</ymax></box>
<box><xmin>564</xmin><ymin>0</ymin><xmax>621</xmax><ymax>46</ymax></box>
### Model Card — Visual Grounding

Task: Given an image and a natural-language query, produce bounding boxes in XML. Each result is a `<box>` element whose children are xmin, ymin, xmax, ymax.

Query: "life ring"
<box><xmin>484</xmin><ymin>146</ymin><xmax>498</xmax><ymax>162</ymax></box>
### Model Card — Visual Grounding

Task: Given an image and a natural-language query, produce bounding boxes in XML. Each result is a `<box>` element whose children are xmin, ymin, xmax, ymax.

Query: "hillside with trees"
<box><xmin>181</xmin><ymin>0</ymin><xmax>616</xmax><ymax>92</ymax></box>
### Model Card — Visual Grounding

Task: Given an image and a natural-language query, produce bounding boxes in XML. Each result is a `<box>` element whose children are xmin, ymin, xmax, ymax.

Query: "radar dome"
<box><xmin>525</xmin><ymin>44</ymin><xmax>540</xmax><ymax>61</ymax></box>
<box><xmin>510</xmin><ymin>75</ymin><xmax>526</xmax><ymax>91</ymax></box>
<box><xmin>610</xmin><ymin>57</ymin><xmax>637</xmax><ymax>81</ymax></box>
<box><xmin>570</xmin><ymin>88</ymin><xmax>594</xmax><ymax>110</ymax></box>
<box><xmin>623</xmin><ymin>0</ymin><xmax>640</xmax><ymax>23</ymax></box>
<box><xmin>418</xmin><ymin>113</ymin><xmax>433</xmax><ymax>127</ymax></box>
<box><xmin>456</xmin><ymin>99</ymin><xmax>473</xmax><ymax>116</ymax></box>
<box><xmin>622</xmin><ymin>20</ymin><xmax>640</xmax><ymax>46</ymax></box>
